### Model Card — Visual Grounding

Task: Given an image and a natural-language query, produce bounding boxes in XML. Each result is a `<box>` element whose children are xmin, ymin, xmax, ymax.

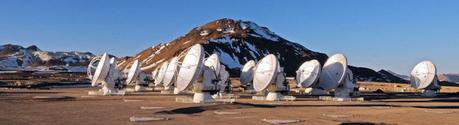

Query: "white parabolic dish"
<box><xmin>317</xmin><ymin>53</ymin><xmax>348</xmax><ymax>90</ymax></box>
<box><xmin>253</xmin><ymin>54</ymin><xmax>279</xmax><ymax>91</ymax></box>
<box><xmin>175</xmin><ymin>44</ymin><xmax>205</xmax><ymax>92</ymax></box>
<box><xmin>240</xmin><ymin>60</ymin><xmax>256</xmax><ymax>85</ymax></box>
<box><xmin>204</xmin><ymin>53</ymin><xmax>221</xmax><ymax>76</ymax></box>
<box><xmin>162</xmin><ymin>57</ymin><xmax>179</xmax><ymax>87</ymax></box>
<box><xmin>296</xmin><ymin>59</ymin><xmax>321</xmax><ymax>88</ymax></box>
<box><xmin>154</xmin><ymin>61</ymin><xmax>169</xmax><ymax>86</ymax></box>
<box><xmin>410</xmin><ymin>61</ymin><xmax>437</xmax><ymax>89</ymax></box>
<box><xmin>151</xmin><ymin>68</ymin><xmax>159</xmax><ymax>80</ymax></box>
<box><xmin>126</xmin><ymin>60</ymin><xmax>140</xmax><ymax>85</ymax></box>
<box><xmin>91</xmin><ymin>53</ymin><xmax>110</xmax><ymax>85</ymax></box>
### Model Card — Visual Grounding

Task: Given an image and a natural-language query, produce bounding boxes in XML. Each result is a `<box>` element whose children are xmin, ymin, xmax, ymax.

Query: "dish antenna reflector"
<box><xmin>91</xmin><ymin>53</ymin><xmax>111</xmax><ymax>86</ymax></box>
<box><xmin>318</xmin><ymin>54</ymin><xmax>348</xmax><ymax>90</ymax></box>
<box><xmin>217</xmin><ymin>64</ymin><xmax>230</xmax><ymax>94</ymax></box>
<box><xmin>126</xmin><ymin>60</ymin><xmax>149</xmax><ymax>92</ymax></box>
<box><xmin>151</xmin><ymin>68</ymin><xmax>159</xmax><ymax>81</ymax></box>
<box><xmin>410</xmin><ymin>61</ymin><xmax>440</xmax><ymax>97</ymax></box>
<box><xmin>154</xmin><ymin>61</ymin><xmax>169</xmax><ymax>87</ymax></box>
<box><xmin>240</xmin><ymin>60</ymin><xmax>256</xmax><ymax>89</ymax></box>
<box><xmin>204</xmin><ymin>53</ymin><xmax>221</xmax><ymax>77</ymax></box>
<box><xmin>253</xmin><ymin>54</ymin><xmax>288</xmax><ymax>101</ymax></box>
<box><xmin>175</xmin><ymin>44</ymin><xmax>205</xmax><ymax>94</ymax></box>
<box><xmin>87</xmin><ymin>56</ymin><xmax>102</xmax><ymax>80</ymax></box>
<box><xmin>316</xmin><ymin>53</ymin><xmax>357</xmax><ymax>98</ymax></box>
<box><xmin>162</xmin><ymin>57</ymin><xmax>179</xmax><ymax>91</ymax></box>
<box><xmin>296</xmin><ymin>59</ymin><xmax>321</xmax><ymax>88</ymax></box>
<box><xmin>150</xmin><ymin>68</ymin><xmax>159</xmax><ymax>87</ymax></box>
<box><xmin>126</xmin><ymin>60</ymin><xmax>140</xmax><ymax>85</ymax></box>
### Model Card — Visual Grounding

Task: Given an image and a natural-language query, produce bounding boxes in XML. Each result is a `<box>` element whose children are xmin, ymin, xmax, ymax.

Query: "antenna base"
<box><xmin>161</xmin><ymin>86</ymin><xmax>174</xmax><ymax>94</ymax></box>
<box><xmin>134</xmin><ymin>85</ymin><xmax>148</xmax><ymax>92</ymax></box>
<box><xmin>335</xmin><ymin>87</ymin><xmax>354</xmax><ymax>98</ymax></box>
<box><xmin>193</xmin><ymin>92</ymin><xmax>214</xmax><ymax>103</ymax></box>
<box><xmin>173</xmin><ymin>88</ymin><xmax>181</xmax><ymax>94</ymax></box>
<box><xmin>266</xmin><ymin>92</ymin><xmax>283</xmax><ymax>101</ymax></box>
<box><xmin>421</xmin><ymin>89</ymin><xmax>438</xmax><ymax>97</ymax></box>
<box><xmin>310</xmin><ymin>88</ymin><xmax>329</xmax><ymax>95</ymax></box>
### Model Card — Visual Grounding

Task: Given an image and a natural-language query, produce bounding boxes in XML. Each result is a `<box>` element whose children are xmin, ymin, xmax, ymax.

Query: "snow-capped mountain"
<box><xmin>0</xmin><ymin>44</ymin><xmax>94</xmax><ymax>71</ymax></box>
<box><xmin>118</xmin><ymin>18</ymin><xmax>328</xmax><ymax>76</ymax></box>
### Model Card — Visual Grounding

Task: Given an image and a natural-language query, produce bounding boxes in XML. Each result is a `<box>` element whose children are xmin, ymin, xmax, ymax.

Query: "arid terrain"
<box><xmin>2</xmin><ymin>81</ymin><xmax>459</xmax><ymax>125</ymax></box>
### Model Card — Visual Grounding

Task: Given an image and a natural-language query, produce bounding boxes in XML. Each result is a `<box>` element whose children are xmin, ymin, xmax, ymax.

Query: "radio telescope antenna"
<box><xmin>253</xmin><ymin>54</ymin><xmax>288</xmax><ymax>101</ymax></box>
<box><xmin>89</xmin><ymin>53</ymin><xmax>125</xmax><ymax>95</ymax></box>
<box><xmin>240</xmin><ymin>60</ymin><xmax>256</xmax><ymax>90</ymax></box>
<box><xmin>410</xmin><ymin>61</ymin><xmax>440</xmax><ymax>97</ymax></box>
<box><xmin>315</xmin><ymin>53</ymin><xmax>358</xmax><ymax>98</ymax></box>
<box><xmin>174</xmin><ymin>44</ymin><xmax>205</xmax><ymax>95</ymax></box>
<box><xmin>161</xmin><ymin>57</ymin><xmax>180</xmax><ymax>93</ymax></box>
<box><xmin>154</xmin><ymin>61</ymin><xmax>169</xmax><ymax>87</ymax></box>
<box><xmin>126</xmin><ymin>60</ymin><xmax>149</xmax><ymax>92</ymax></box>
<box><xmin>296</xmin><ymin>59</ymin><xmax>321</xmax><ymax>88</ymax></box>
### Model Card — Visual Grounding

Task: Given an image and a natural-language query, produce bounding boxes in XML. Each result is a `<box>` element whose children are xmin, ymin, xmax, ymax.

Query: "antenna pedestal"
<box><xmin>134</xmin><ymin>85</ymin><xmax>148</xmax><ymax>92</ymax></box>
<box><xmin>173</xmin><ymin>88</ymin><xmax>181</xmax><ymax>94</ymax></box>
<box><xmin>266</xmin><ymin>92</ymin><xmax>283</xmax><ymax>101</ymax></box>
<box><xmin>246</xmin><ymin>84</ymin><xmax>255</xmax><ymax>90</ymax></box>
<box><xmin>193</xmin><ymin>92</ymin><xmax>214</xmax><ymax>103</ymax></box>
<box><xmin>421</xmin><ymin>89</ymin><xmax>437</xmax><ymax>97</ymax></box>
<box><xmin>243</xmin><ymin>85</ymin><xmax>257</xmax><ymax>93</ymax></box>
<box><xmin>161</xmin><ymin>86</ymin><xmax>174</xmax><ymax>94</ymax></box>
<box><xmin>311</xmin><ymin>88</ymin><xmax>329</xmax><ymax>95</ymax></box>
<box><xmin>101</xmin><ymin>80</ymin><xmax>119</xmax><ymax>95</ymax></box>
<box><xmin>154</xmin><ymin>86</ymin><xmax>165</xmax><ymax>91</ymax></box>
<box><xmin>334</xmin><ymin>87</ymin><xmax>353</xmax><ymax>98</ymax></box>
<box><xmin>88</xmin><ymin>86</ymin><xmax>125</xmax><ymax>96</ymax></box>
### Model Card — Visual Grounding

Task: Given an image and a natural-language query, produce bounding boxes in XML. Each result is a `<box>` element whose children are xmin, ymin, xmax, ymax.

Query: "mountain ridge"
<box><xmin>0</xmin><ymin>44</ymin><xmax>94</xmax><ymax>72</ymax></box>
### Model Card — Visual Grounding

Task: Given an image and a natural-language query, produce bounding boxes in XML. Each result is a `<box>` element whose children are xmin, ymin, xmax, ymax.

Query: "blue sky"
<box><xmin>1</xmin><ymin>0</ymin><xmax>458</xmax><ymax>74</ymax></box>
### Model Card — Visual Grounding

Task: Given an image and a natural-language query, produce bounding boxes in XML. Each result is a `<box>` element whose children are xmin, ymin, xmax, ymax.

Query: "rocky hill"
<box><xmin>118</xmin><ymin>18</ymin><xmax>328</xmax><ymax>76</ymax></box>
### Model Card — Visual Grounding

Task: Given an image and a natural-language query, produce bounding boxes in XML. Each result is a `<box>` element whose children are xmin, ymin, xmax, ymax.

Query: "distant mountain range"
<box><xmin>0</xmin><ymin>44</ymin><xmax>94</xmax><ymax>72</ymax></box>
<box><xmin>439</xmin><ymin>74</ymin><xmax>459</xmax><ymax>84</ymax></box>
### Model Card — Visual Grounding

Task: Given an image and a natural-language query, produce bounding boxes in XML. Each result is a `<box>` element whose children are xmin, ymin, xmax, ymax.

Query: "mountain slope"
<box><xmin>439</xmin><ymin>74</ymin><xmax>459</xmax><ymax>84</ymax></box>
<box><xmin>118</xmin><ymin>18</ymin><xmax>328</xmax><ymax>76</ymax></box>
<box><xmin>377</xmin><ymin>70</ymin><xmax>409</xmax><ymax>83</ymax></box>
<box><xmin>348</xmin><ymin>66</ymin><xmax>406</xmax><ymax>83</ymax></box>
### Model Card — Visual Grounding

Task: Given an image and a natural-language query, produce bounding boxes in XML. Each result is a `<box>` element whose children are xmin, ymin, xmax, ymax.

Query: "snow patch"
<box><xmin>209</xmin><ymin>36</ymin><xmax>232</xmax><ymax>44</ymax></box>
<box><xmin>200</xmin><ymin>30</ymin><xmax>209</xmax><ymax>36</ymax></box>
<box><xmin>240</xmin><ymin>21</ymin><xmax>279</xmax><ymax>41</ymax></box>
<box><xmin>224</xmin><ymin>27</ymin><xmax>235</xmax><ymax>33</ymax></box>
<box><xmin>218</xmin><ymin>49</ymin><xmax>240</xmax><ymax>69</ymax></box>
